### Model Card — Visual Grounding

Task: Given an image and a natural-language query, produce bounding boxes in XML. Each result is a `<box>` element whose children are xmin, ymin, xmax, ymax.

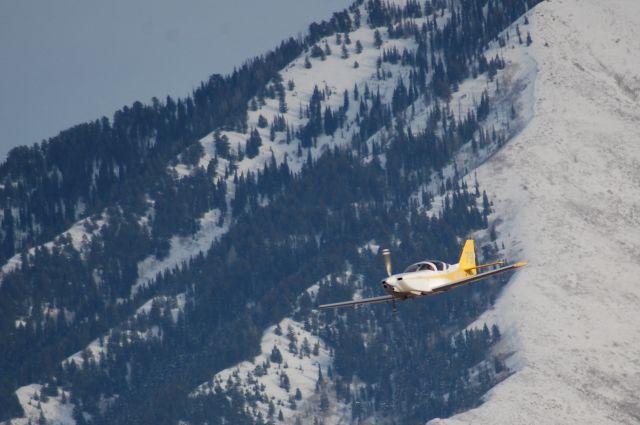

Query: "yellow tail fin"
<box><xmin>459</xmin><ymin>240</ymin><xmax>477</xmax><ymax>275</ymax></box>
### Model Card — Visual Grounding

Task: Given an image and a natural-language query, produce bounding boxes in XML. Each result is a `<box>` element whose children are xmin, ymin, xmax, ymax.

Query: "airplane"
<box><xmin>319</xmin><ymin>239</ymin><xmax>526</xmax><ymax>310</ymax></box>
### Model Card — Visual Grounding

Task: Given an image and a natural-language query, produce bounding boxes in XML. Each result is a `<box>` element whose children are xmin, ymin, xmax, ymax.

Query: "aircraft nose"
<box><xmin>381</xmin><ymin>280</ymin><xmax>394</xmax><ymax>293</ymax></box>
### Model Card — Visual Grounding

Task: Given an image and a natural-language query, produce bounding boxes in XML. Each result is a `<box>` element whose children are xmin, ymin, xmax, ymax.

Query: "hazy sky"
<box><xmin>0</xmin><ymin>0</ymin><xmax>351</xmax><ymax>161</ymax></box>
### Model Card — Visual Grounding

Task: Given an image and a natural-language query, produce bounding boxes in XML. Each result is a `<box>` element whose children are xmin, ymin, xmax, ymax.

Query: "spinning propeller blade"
<box><xmin>382</xmin><ymin>248</ymin><xmax>392</xmax><ymax>277</ymax></box>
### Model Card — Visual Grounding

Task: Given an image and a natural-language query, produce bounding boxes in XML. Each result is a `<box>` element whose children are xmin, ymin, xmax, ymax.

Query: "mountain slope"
<box><xmin>432</xmin><ymin>1</ymin><xmax>640</xmax><ymax>423</ymax></box>
<box><xmin>1</xmin><ymin>1</ymin><xmax>542</xmax><ymax>424</ymax></box>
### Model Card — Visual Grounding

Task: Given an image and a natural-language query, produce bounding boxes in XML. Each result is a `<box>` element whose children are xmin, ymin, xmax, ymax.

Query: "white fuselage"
<box><xmin>381</xmin><ymin>262</ymin><xmax>461</xmax><ymax>297</ymax></box>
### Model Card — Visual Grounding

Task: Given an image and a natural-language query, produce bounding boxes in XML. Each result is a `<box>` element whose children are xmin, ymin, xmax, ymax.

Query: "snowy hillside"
<box><xmin>192</xmin><ymin>316</ymin><xmax>336</xmax><ymax>424</ymax></box>
<box><xmin>431</xmin><ymin>1</ymin><xmax>640</xmax><ymax>424</ymax></box>
<box><xmin>189</xmin><ymin>271</ymin><xmax>370</xmax><ymax>425</ymax></box>
<box><xmin>1</xmin><ymin>0</ymin><xmax>549</xmax><ymax>423</ymax></box>
<box><xmin>182</xmin><ymin>9</ymin><xmax>540</xmax><ymax>421</ymax></box>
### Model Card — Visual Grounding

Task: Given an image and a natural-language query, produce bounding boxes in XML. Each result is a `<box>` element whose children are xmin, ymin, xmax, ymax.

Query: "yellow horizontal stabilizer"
<box><xmin>465</xmin><ymin>260</ymin><xmax>506</xmax><ymax>271</ymax></box>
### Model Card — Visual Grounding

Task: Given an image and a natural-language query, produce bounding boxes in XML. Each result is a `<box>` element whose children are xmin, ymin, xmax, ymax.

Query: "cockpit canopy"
<box><xmin>404</xmin><ymin>260</ymin><xmax>449</xmax><ymax>273</ymax></box>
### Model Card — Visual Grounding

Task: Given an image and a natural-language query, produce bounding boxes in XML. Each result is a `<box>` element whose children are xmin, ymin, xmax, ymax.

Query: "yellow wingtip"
<box><xmin>514</xmin><ymin>261</ymin><xmax>527</xmax><ymax>268</ymax></box>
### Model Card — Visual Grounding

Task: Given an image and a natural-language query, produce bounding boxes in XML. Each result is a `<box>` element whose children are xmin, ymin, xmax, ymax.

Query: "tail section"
<box><xmin>459</xmin><ymin>240</ymin><xmax>477</xmax><ymax>275</ymax></box>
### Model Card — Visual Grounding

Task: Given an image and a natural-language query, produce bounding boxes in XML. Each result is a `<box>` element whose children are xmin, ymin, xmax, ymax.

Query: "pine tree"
<box><xmin>324</xmin><ymin>107</ymin><xmax>337</xmax><ymax>135</ymax></box>
<box><xmin>271</xmin><ymin>345</ymin><xmax>283</xmax><ymax>363</ymax></box>
<box><xmin>373</xmin><ymin>30</ymin><xmax>383</xmax><ymax>49</ymax></box>
<box><xmin>492</xmin><ymin>324</ymin><xmax>501</xmax><ymax>342</ymax></box>
<box><xmin>355</xmin><ymin>40</ymin><xmax>363</xmax><ymax>54</ymax></box>
<box><xmin>214</xmin><ymin>131</ymin><xmax>230</xmax><ymax>158</ymax></box>
<box><xmin>517</xmin><ymin>24</ymin><xmax>523</xmax><ymax>44</ymax></box>
<box><xmin>316</xmin><ymin>365</ymin><xmax>324</xmax><ymax>388</ymax></box>
<box><xmin>301</xmin><ymin>337</ymin><xmax>311</xmax><ymax>357</ymax></box>
<box><xmin>341</xmin><ymin>44</ymin><xmax>349</xmax><ymax>59</ymax></box>
<box><xmin>320</xmin><ymin>391</ymin><xmax>329</xmax><ymax>411</ymax></box>
<box><xmin>245</xmin><ymin>128</ymin><xmax>262</xmax><ymax>159</ymax></box>
<box><xmin>279</xmin><ymin>98</ymin><xmax>288</xmax><ymax>114</ymax></box>
<box><xmin>324</xmin><ymin>42</ymin><xmax>332</xmax><ymax>56</ymax></box>
<box><xmin>280</xmin><ymin>372</ymin><xmax>290</xmax><ymax>391</ymax></box>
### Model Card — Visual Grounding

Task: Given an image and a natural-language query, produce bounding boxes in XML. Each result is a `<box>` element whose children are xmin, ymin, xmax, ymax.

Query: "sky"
<box><xmin>0</xmin><ymin>0</ymin><xmax>351</xmax><ymax>161</ymax></box>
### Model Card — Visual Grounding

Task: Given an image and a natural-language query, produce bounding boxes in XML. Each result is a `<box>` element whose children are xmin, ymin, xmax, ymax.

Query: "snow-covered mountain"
<box><xmin>2</xmin><ymin>0</ymin><xmax>528</xmax><ymax>418</ymax></box>
<box><xmin>431</xmin><ymin>0</ymin><xmax>640</xmax><ymax>424</ymax></box>
<box><xmin>7</xmin><ymin>0</ymin><xmax>637</xmax><ymax>423</ymax></box>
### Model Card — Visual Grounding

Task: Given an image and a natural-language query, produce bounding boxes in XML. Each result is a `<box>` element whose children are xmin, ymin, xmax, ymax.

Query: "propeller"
<box><xmin>382</xmin><ymin>248</ymin><xmax>392</xmax><ymax>277</ymax></box>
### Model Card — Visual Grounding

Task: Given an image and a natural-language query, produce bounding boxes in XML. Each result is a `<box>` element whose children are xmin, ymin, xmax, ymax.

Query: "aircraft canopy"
<box><xmin>404</xmin><ymin>260</ymin><xmax>448</xmax><ymax>272</ymax></box>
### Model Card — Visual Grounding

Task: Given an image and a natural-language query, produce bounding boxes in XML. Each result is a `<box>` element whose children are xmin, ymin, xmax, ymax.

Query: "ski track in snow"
<box><xmin>431</xmin><ymin>1</ymin><xmax>640</xmax><ymax>424</ymax></box>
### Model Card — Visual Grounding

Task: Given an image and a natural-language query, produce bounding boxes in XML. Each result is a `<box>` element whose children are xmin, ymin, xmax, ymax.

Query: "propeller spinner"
<box><xmin>382</xmin><ymin>248</ymin><xmax>392</xmax><ymax>277</ymax></box>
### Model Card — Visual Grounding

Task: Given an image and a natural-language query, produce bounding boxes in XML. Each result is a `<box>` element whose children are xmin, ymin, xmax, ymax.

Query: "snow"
<box><xmin>175</xmin><ymin>13</ymin><xmax>430</xmax><ymax>185</ymax></box>
<box><xmin>192</xmin><ymin>317</ymin><xmax>333</xmax><ymax>423</ymax></box>
<box><xmin>408</xmin><ymin>33</ymin><xmax>538</xmax><ymax>203</ymax></box>
<box><xmin>66</xmin><ymin>337</ymin><xmax>108</xmax><ymax>368</ymax></box>
<box><xmin>9</xmin><ymin>0</ymin><xmax>637</xmax><ymax>423</ymax></box>
<box><xmin>162</xmin><ymin>7</ymin><xmax>440</xmax><ymax>311</ymax></box>
<box><xmin>184</xmin><ymin>5</ymin><xmax>551</xmax><ymax>424</ymax></box>
<box><xmin>0</xmin><ymin>214</ymin><xmax>106</xmax><ymax>284</ymax></box>
<box><xmin>188</xmin><ymin>266</ymin><xmax>370</xmax><ymax>424</ymax></box>
<box><xmin>358</xmin><ymin>240</ymin><xmax>380</xmax><ymax>255</ymax></box>
<box><xmin>65</xmin><ymin>292</ymin><xmax>186</xmax><ymax>370</ymax></box>
<box><xmin>11</xmin><ymin>384</ymin><xmax>76</xmax><ymax>425</ymax></box>
<box><xmin>135</xmin><ymin>292</ymin><xmax>186</xmax><ymax>323</ymax></box>
<box><xmin>131</xmin><ymin>209</ymin><xmax>227</xmax><ymax>297</ymax></box>
<box><xmin>430</xmin><ymin>1</ymin><xmax>640</xmax><ymax>424</ymax></box>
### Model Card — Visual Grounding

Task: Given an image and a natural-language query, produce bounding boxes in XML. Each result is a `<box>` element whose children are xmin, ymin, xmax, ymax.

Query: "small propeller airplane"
<box><xmin>319</xmin><ymin>240</ymin><xmax>526</xmax><ymax>310</ymax></box>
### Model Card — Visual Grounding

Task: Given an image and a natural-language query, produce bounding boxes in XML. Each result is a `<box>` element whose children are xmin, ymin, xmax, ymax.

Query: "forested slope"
<box><xmin>0</xmin><ymin>1</ymin><xmax>539</xmax><ymax>424</ymax></box>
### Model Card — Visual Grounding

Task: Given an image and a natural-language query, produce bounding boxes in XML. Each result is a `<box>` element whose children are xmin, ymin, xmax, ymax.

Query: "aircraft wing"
<box><xmin>318</xmin><ymin>294</ymin><xmax>397</xmax><ymax>310</ymax></box>
<box><xmin>318</xmin><ymin>262</ymin><xmax>525</xmax><ymax>309</ymax></box>
<box><xmin>430</xmin><ymin>261</ymin><xmax>526</xmax><ymax>294</ymax></box>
